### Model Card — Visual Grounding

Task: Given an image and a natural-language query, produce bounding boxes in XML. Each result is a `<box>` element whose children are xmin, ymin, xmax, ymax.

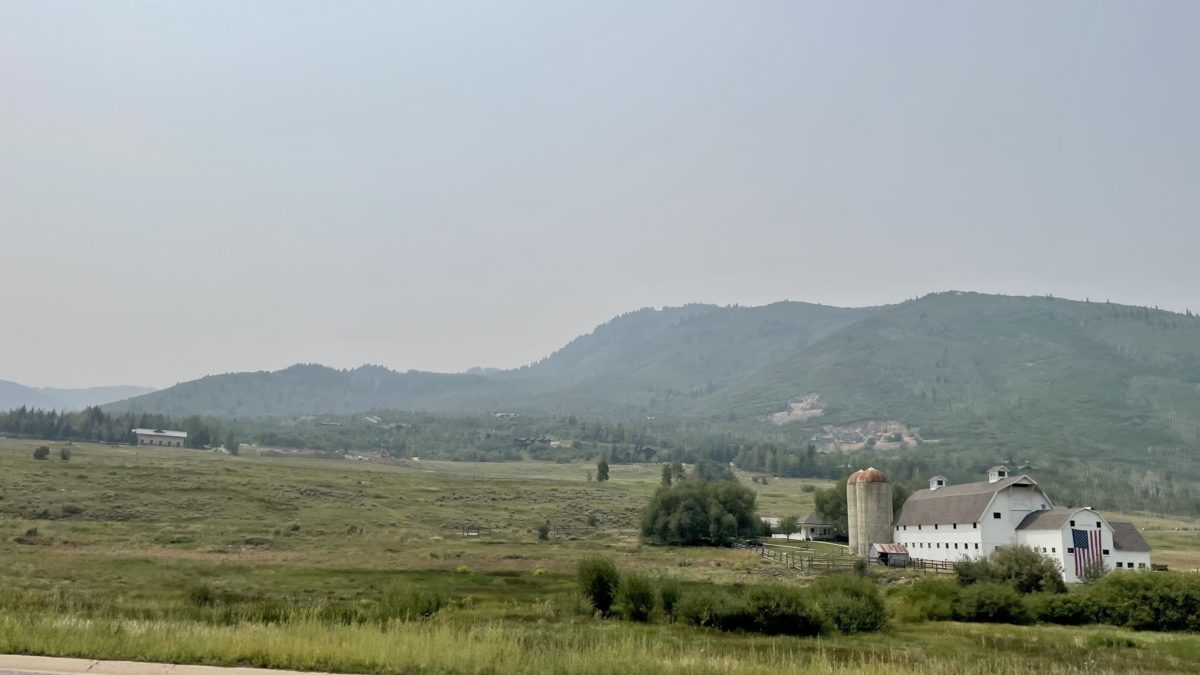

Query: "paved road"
<box><xmin>0</xmin><ymin>657</ymin><xmax>337</xmax><ymax>675</ymax></box>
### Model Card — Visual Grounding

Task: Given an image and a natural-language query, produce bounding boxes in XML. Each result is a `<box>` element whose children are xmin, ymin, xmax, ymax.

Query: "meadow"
<box><xmin>1</xmin><ymin>437</ymin><xmax>1199</xmax><ymax>674</ymax></box>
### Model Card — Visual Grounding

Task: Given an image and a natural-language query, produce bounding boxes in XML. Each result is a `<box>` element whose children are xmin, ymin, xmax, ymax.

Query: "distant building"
<box><xmin>761</xmin><ymin>513</ymin><xmax>836</xmax><ymax>541</ymax></box>
<box><xmin>869</xmin><ymin>543</ymin><xmax>910</xmax><ymax>567</ymax></box>
<box><xmin>893</xmin><ymin>466</ymin><xmax>1153</xmax><ymax>582</ymax></box>
<box><xmin>132</xmin><ymin>428</ymin><xmax>187</xmax><ymax>448</ymax></box>
<box><xmin>794</xmin><ymin>513</ymin><xmax>835</xmax><ymax>540</ymax></box>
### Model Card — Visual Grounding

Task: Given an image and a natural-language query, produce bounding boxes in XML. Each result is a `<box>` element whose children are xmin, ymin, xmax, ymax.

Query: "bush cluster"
<box><xmin>954</xmin><ymin>546</ymin><xmax>1066</xmax><ymax>594</ymax></box>
<box><xmin>577</xmin><ymin>558</ymin><xmax>886</xmax><ymax>636</ymax></box>
<box><xmin>641</xmin><ymin>479</ymin><xmax>757</xmax><ymax>546</ymax></box>
<box><xmin>897</xmin><ymin>569</ymin><xmax>1200</xmax><ymax>632</ymax></box>
<box><xmin>678</xmin><ymin>586</ymin><xmax>825</xmax><ymax>636</ymax></box>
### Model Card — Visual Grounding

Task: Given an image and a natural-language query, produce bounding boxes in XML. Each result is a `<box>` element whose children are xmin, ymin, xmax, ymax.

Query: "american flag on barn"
<box><xmin>1072</xmin><ymin>528</ymin><xmax>1103</xmax><ymax>576</ymax></box>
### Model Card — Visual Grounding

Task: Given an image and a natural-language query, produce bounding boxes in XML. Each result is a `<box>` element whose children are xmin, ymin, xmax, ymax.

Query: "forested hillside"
<box><xmin>90</xmin><ymin>291</ymin><xmax>1200</xmax><ymax>516</ymax></box>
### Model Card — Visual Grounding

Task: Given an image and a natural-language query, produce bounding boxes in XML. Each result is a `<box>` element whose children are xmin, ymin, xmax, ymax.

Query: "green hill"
<box><xmin>101</xmin><ymin>291</ymin><xmax>1200</xmax><ymax>514</ymax></box>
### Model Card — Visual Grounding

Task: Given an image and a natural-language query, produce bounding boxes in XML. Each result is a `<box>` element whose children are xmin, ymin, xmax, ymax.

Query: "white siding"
<box><xmin>894</xmin><ymin>521</ymin><xmax>985</xmax><ymax>562</ymax></box>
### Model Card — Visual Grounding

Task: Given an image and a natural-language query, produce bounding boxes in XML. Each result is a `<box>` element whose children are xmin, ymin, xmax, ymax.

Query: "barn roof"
<box><xmin>870</xmin><ymin>543</ymin><xmax>908</xmax><ymax>554</ymax></box>
<box><xmin>132</xmin><ymin>428</ymin><xmax>188</xmax><ymax>438</ymax></box>
<box><xmin>1015</xmin><ymin>507</ymin><xmax>1088</xmax><ymax>531</ymax></box>
<box><xmin>895</xmin><ymin>475</ymin><xmax>1041</xmax><ymax>526</ymax></box>
<box><xmin>1110</xmin><ymin>521</ymin><xmax>1152</xmax><ymax>552</ymax></box>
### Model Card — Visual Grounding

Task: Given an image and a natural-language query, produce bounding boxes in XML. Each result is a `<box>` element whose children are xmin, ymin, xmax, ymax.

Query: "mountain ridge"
<box><xmin>0</xmin><ymin>381</ymin><xmax>156</xmax><ymax>412</ymax></box>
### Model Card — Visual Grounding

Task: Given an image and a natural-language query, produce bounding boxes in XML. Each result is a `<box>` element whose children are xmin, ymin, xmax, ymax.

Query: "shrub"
<box><xmin>659</xmin><ymin>581</ymin><xmax>681</xmax><ymax>620</ymax></box>
<box><xmin>537</xmin><ymin>522</ymin><xmax>550</xmax><ymax>541</ymax></box>
<box><xmin>33</xmin><ymin>446</ymin><xmax>50</xmax><ymax>460</ymax></box>
<box><xmin>1087</xmin><ymin>571</ymin><xmax>1200</xmax><ymax>632</ymax></box>
<box><xmin>380</xmin><ymin>587</ymin><xmax>445</xmax><ymax>620</ymax></box>
<box><xmin>1079</xmin><ymin>558</ymin><xmax>1108</xmax><ymax>585</ymax></box>
<box><xmin>59</xmin><ymin>447</ymin><xmax>71</xmax><ymax>461</ymax></box>
<box><xmin>189</xmin><ymin>584</ymin><xmax>219</xmax><ymax>607</ymax></box>
<box><xmin>577</xmin><ymin>556</ymin><xmax>621</xmax><ymax>616</ymax></box>
<box><xmin>618</xmin><ymin>574</ymin><xmax>656</xmax><ymax>622</ymax></box>
<box><xmin>678</xmin><ymin>588</ymin><xmax>755</xmax><ymax>632</ymax></box>
<box><xmin>955</xmin><ymin>546</ymin><xmax>1065</xmax><ymax>594</ymax></box>
<box><xmin>989</xmin><ymin>546</ymin><xmax>1066</xmax><ymax>593</ymax></box>
<box><xmin>1028</xmin><ymin>591</ymin><xmax>1096</xmax><ymax>625</ymax></box>
<box><xmin>851</xmin><ymin>559</ymin><xmax>869</xmax><ymax>577</ymax></box>
<box><xmin>812</xmin><ymin>573</ymin><xmax>887</xmax><ymax>634</ymax></box>
<box><xmin>746</xmin><ymin>586</ymin><xmax>826</xmax><ymax>636</ymax></box>
<box><xmin>679</xmin><ymin>586</ymin><xmax>826</xmax><ymax>636</ymax></box>
<box><xmin>454</xmin><ymin>565</ymin><xmax>471</xmax><ymax>574</ymax></box>
<box><xmin>953</xmin><ymin>582</ymin><xmax>1032</xmax><ymax>625</ymax></box>
<box><xmin>954</xmin><ymin>556</ymin><xmax>994</xmax><ymax>586</ymax></box>
<box><xmin>61</xmin><ymin>504</ymin><xmax>85</xmax><ymax>516</ymax></box>
<box><xmin>892</xmin><ymin>577</ymin><xmax>959</xmax><ymax>623</ymax></box>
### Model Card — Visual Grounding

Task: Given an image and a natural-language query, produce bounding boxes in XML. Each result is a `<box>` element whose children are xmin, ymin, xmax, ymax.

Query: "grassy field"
<box><xmin>2</xmin><ymin>437</ymin><xmax>1199</xmax><ymax>674</ymax></box>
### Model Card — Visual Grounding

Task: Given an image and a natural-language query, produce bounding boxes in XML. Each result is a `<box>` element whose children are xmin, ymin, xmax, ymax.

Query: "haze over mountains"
<box><xmin>0</xmin><ymin>382</ymin><xmax>156</xmax><ymax>412</ymax></box>
<box><xmin>103</xmin><ymin>292</ymin><xmax>1200</xmax><ymax>473</ymax></box>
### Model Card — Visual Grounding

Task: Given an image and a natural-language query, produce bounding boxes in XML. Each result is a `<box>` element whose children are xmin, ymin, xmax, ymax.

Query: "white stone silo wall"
<box><xmin>862</xmin><ymin>481</ymin><xmax>894</xmax><ymax>552</ymax></box>
<box><xmin>846</xmin><ymin>480</ymin><xmax>860</xmax><ymax>557</ymax></box>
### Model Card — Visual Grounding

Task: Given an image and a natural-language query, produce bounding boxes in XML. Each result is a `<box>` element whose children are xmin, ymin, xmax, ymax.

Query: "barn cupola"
<box><xmin>986</xmin><ymin>465</ymin><xmax>1009</xmax><ymax>483</ymax></box>
<box><xmin>928</xmin><ymin>475</ymin><xmax>948</xmax><ymax>491</ymax></box>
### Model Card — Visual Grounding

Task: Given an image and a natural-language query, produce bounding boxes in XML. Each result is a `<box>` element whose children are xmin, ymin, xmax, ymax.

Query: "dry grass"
<box><xmin>2</xmin><ymin>438</ymin><xmax>1199</xmax><ymax>674</ymax></box>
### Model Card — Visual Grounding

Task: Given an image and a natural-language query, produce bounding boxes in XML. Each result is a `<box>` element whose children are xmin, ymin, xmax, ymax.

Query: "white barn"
<box><xmin>132</xmin><ymin>428</ymin><xmax>188</xmax><ymax>448</ymax></box>
<box><xmin>893</xmin><ymin>466</ymin><xmax>1151</xmax><ymax>582</ymax></box>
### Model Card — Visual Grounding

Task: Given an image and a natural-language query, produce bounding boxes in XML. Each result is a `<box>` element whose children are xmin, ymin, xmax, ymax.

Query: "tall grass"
<box><xmin>1</xmin><ymin>612</ymin><xmax>1179</xmax><ymax>675</ymax></box>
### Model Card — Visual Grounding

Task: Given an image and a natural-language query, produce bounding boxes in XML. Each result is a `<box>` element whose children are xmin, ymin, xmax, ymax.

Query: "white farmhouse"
<box><xmin>132</xmin><ymin>428</ymin><xmax>188</xmax><ymax>448</ymax></box>
<box><xmin>893</xmin><ymin>466</ymin><xmax>1151</xmax><ymax>582</ymax></box>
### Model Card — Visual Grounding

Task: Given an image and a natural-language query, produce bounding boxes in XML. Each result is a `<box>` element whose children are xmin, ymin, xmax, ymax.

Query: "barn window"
<box><xmin>934</xmin><ymin>524</ymin><xmax>938</xmax><ymax>530</ymax></box>
<box><xmin>1116</xmin><ymin>562</ymin><xmax>1123</xmax><ymax>568</ymax></box>
<box><xmin>993</xmin><ymin>512</ymin><xmax>1001</xmax><ymax>519</ymax></box>
<box><xmin>953</xmin><ymin>523</ymin><xmax>957</xmax><ymax>529</ymax></box>
<box><xmin>1069</xmin><ymin>520</ymin><xmax>1075</xmax><ymax>526</ymax></box>
<box><xmin>918</xmin><ymin>525</ymin><xmax>922</xmax><ymax>531</ymax></box>
<box><xmin>1096</xmin><ymin>521</ymin><xmax>1101</xmax><ymax>528</ymax></box>
<box><xmin>1102</xmin><ymin>549</ymin><xmax>1110</xmax><ymax>555</ymax></box>
<box><xmin>1042</xmin><ymin>547</ymin><xmax>1047</xmax><ymax>553</ymax></box>
<box><xmin>1067</xmin><ymin>547</ymin><xmax>1074</xmax><ymax>553</ymax></box>
<box><xmin>973</xmin><ymin>522</ymin><xmax>977</xmax><ymax>529</ymax></box>
<box><xmin>1138</xmin><ymin>563</ymin><xmax>1146</xmax><ymax>569</ymax></box>
<box><xmin>974</xmin><ymin>543</ymin><xmax>979</xmax><ymax>549</ymax></box>
<box><xmin>954</xmin><ymin>543</ymin><xmax>959</xmax><ymax>549</ymax></box>
<box><xmin>1051</xmin><ymin>547</ymin><xmax>1056</xmax><ymax>553</ymax></box>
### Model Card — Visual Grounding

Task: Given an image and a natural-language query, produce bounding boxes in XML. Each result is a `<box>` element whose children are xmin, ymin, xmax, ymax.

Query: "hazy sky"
<box><xmin>2</xmin><ymin>2</ymin><xmax>1198</xmax><ymax>388</ymax></box>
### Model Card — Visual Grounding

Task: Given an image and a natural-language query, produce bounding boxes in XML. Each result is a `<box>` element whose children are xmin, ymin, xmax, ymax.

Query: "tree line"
<box><xmin>0</xmin><ymin>406</ymin><xmax>222</xmax><ymax>449</ymax></box>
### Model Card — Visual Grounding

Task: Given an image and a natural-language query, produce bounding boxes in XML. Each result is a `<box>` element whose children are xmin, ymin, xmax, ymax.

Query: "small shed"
<box><xmin>869</xmin><ymin>543</ymin><xmax>910</xmax><ymax>567</ymax></box>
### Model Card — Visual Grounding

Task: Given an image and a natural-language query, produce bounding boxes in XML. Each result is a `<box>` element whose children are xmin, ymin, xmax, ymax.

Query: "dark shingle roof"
<box><xmin>895</xmin><ymin>475</ymin><xmax>1042</xmax><ymax>526</ymax></box>
<box><xmin>798</xmin><ymin>512</ymin><xmax>827</xmax><ymax>525</ymax></box>
<box><xmin>1015</xmin><ymin>507</ymin><xmax>1079</xmax><ymax>531</ymax></box>
<box><xmin>1111</xmin><ymin>521</ymin><xmax>1152</xmax><ymax>553</ymax></box>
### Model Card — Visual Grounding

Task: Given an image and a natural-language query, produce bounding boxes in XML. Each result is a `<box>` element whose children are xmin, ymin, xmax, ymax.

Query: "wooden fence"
<box><xmin>733</xmin><ymin>540</ymin><xmax>956</xmax><ymax>575</ymax></box>
<box><xmin>734</xmin><ymin>541</ymin><xmax>861</xmax><ymax>573</ymax></box>
<box><xmin>445</xmin><ymin>524</ymin><xmax>492</xmax><ymax>537</ymax></box>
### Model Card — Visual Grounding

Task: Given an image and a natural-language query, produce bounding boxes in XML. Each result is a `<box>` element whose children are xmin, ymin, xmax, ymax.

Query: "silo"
<box><xmin>846</xmin><ymin>470</ymin><xmax>861</xmax><ymax>556</ymax></box>
<box><xmin>847</xmin><ymin>467</ymin><xmax>892</xmax><ymax>557</ymax></box>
